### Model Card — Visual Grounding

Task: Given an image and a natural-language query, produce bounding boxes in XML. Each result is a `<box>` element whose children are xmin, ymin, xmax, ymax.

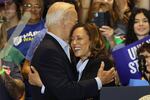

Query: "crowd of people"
<box><xmin>0</xmin><ymin>0</ymin><xmax>150</xmax><ymax>100</ymax></box>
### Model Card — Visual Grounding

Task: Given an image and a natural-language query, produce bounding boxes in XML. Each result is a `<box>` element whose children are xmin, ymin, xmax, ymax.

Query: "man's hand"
<box><xmin>22</xmin><ymin>60</ymin><xmax>31</xmax><ymax>78</ymax></box>
<box><xmin>97</xmin><ymin>61</ymin><xmax>115</xmax><ymax>85</ymax></box>
<box><xmin>28</xmin><ymin>66</ymin><xmax>43</xmax><ymax>87</ymax></box>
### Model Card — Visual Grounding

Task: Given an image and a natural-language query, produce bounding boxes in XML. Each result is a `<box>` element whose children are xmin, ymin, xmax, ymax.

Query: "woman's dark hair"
<box><xmin>125</xmin><ymin>8</ymin><xmax>150</xmax><ymax>45</ymax></box>
<box><xmin>12</xmin><ymin>0</ymin><xmax>22</xmax><ymax>19</ymax></box>
<box><xmin>128</xmin><ymin>0</ymin><xmax>136</xmax><ymax>11</ymax></box>
<box><xmin>0</xmin><ymin>22</ymin><xmax>8</xmax><ymax>49</ymax></box>
<box><xmin>137</xmin><ymin>42</ymin><xmax>150</xmax><ymax>56</ymax></box>
<box><xmin>70</xmin><ymin>23</ymin><xmax>109</xmax><ymax>59</ymax></box>
<box><xmin>0</xmin><ymin>0</ymin><xmax>22</xmax><ymax>19</ymax></box>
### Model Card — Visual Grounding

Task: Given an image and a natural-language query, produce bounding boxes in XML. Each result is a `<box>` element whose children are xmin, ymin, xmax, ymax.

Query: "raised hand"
<box><xmin>97</xmin><ymin>61</ymin><xmax>115</xmax><ymax>85</ymax></box>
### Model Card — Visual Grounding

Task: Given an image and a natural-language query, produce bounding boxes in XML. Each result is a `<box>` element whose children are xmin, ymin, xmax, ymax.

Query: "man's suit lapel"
<box><xmin>45</xmin><ymin>34</ymin><xmax>78</xmax><ymax>80</ymax></box>
<box><xmin>45</xmin><ymin>34</ymin><xmax>70</xmax><ymax>63</ymax></box>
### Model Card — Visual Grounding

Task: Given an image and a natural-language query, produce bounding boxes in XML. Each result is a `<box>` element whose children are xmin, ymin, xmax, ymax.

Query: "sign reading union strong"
<box><xmin>112</xmin><ymin>35</ymin><xmax>150</xmax><ymax>85</ymax></box>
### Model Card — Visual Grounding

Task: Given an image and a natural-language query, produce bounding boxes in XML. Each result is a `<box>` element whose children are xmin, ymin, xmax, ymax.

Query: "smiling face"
<box><xmin>134</xmin><ymin>12</ymin><xmax>150</xmax><ymax>40</ymax></box>
<box><xmin>71</xmin><ymin>27</ymin><xmax>91</xmax><ymax>60</ymax></box>
<box><xmin>23</xmin><ymin>0</ymin><xmax>43</xmax><ymax>23</ymax></box>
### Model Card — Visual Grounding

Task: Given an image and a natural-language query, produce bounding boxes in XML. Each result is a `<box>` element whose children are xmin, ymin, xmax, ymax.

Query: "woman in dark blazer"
<box><xmin>70</xmin><ymin>23</ymin><xmax>116</xmax><ymax>100</ymax></box>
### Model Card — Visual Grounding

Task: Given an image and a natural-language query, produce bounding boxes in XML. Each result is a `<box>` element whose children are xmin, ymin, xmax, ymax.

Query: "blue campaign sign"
<box><xmin>112</xmin><ymin>36</ymin><xmax>150</xmax><ymax>85</ymax></box>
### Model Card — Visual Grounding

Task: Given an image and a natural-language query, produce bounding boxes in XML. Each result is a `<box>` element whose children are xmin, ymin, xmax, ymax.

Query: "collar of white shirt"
<box><xmin>47</xmin><ymin>31</ymin><xmax>71</xmax><ymax>61</ymax></box>
<box><xmin>76</xmin><ymin>59</ymin><xmax>89</xmax><ymax>81</ymax></box>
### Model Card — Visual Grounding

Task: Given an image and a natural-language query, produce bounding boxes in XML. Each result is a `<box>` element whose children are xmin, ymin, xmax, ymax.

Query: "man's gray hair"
<box><xmin>45</xmin><ymin>2</ymin><xmax>74</xmax><ymax>28</ymax></box>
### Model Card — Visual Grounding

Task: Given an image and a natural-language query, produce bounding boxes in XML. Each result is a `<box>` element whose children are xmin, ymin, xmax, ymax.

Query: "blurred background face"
<box><xmin>134</xmin><ymin>12</ymin><xmax>150</xmax><ymax>39</ymax></box>
<box><xmin>4</xmin><ymin>1</ymin><xmax>18</xmax><ymax>21</ymax></box>
<box><xmin>116</xmin><ymin>0</ymin><xmax>128</xmax><ymax>8</ymax></box>
<box><xmin>92</xmin><ymin>0</ymin><xmax>114</xmax><ymax>11</ymax></box>
<box><xmin>23</xmin><ymin>0</ymin><xmax>42</xmax><ymax>23</ymax></box>
<box><xmin>139</xmin><ymin>51</ymin><xmax>150</xmax><ymax>72</ymax></box>
<box><xmin>94</xmin><ymin>0</ymin><xmax>114</xmax><ymax>4</ymax></box>
<box><xmin>71</xmin><ymin>27</ymin><xmax>91</xmax><ymax>60</ymax></box>
<box><xmin>98</xmin><ymin>0</ymin><xmax>113</xmax><ymax>6</ymax></box>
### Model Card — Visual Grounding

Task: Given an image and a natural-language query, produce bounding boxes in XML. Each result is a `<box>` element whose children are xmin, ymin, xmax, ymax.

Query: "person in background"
<box><xmin>137</xmin><ymin>42</ymin><xmax>150</xmax><ymax>82</ymax></box>
<box><xmin>6</xmin><ymin>0</ymin><xmax>45</xmax><ymax>99</ymax></box>
<box><xmin>79</xmin><ymin>0</ymin><xmax>139</xmax><ymax>49</ymax></box>
<box><xmin>18</xmin><ymin>0</ymin><xmax>45</xmax><ymax>74</ymax></box>
<box><xmin>127</xmin><ymin>42</ymin><xmax>150</xmax><ymax>86</ymax></box>
<box><xmin>0</xmin><ymin>0</ymin><xmax>24</xmax><ymax>69</ymax></box>
<box><xmin>31</xmin><ymin>2</ymin><xmax>115</xmax><ymax>100</ymax></box>
<box><xmin>4</xmin><ymin>0</ymin><xmax>22</xmax><ymax>30</ymax></box>
<box><xmin>113</xmin><ymin>8</ymin><xmax>150</xmax><ymax>51</ymax></box>
<box><xmin>7</xmin><ymin>0</ymin><xmax>45</xmax><ymax>56</ymax></box>
<box><xmin>125</xmin><ymin>8</ymin><xmax>150</xmax><ymax>45</ymax></box>
<box><xmin>112</xmin><ymin>8</ymin><xmax>150</xmax><ymax>86</ymax></box>
<box><xmin>70</xmin><ymin>23</ymin><xmax>116</xmax><ymax>100</ymax></box>
<box><xmin>0</xmin><ymin>16</ymin><xmax>24</xmax><ymax>100</ymax></box>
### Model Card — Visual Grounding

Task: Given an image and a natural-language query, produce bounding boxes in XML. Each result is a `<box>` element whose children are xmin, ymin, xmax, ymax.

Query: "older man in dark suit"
<box><xmin>31</xmin><ymin>2</ymin><xmax>115</xmax><ymax>100</ymax></box>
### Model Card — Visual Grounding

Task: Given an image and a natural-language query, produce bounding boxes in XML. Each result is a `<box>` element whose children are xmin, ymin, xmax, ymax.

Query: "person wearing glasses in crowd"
<box><xmin>6</xmin><ymin>0</ymin><xmax>45</xmax><ymax>99</ymax></box>
<box><xmin>7</xmin><ymin>0</ymin><xmax>45</xmax><ymax>56</ymax></box>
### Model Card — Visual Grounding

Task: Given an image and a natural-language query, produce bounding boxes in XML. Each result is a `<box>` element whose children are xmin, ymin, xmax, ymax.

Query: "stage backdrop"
<box><xmin>112</xmin><ymin>36</ymin><xmax>150</xmax><ymax>85</ymax></box>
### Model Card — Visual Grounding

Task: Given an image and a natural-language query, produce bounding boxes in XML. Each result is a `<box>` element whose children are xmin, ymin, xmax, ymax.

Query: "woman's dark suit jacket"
<box><xmin>79</xmin><ymin>57</ymin><xmax>116</xmax><ymax>100</ymax></box>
